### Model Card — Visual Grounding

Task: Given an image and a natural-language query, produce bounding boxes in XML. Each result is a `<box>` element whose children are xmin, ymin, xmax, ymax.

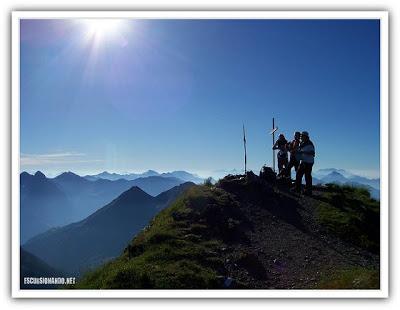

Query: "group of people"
<box><xmin>272</xmin><ymin>131</ymin><xmax>315</xmax><ymax>195</ymax></box>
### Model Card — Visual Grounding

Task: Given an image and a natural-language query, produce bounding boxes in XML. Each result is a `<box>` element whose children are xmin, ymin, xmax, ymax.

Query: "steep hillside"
<box><xmin>20</xmin><ymin>248</ymin><xmax>63</xmax><ymax>289</ymax></box>
<box><xmin>52</xmin><ymin>172</ymin><xmax>185</xmax><ymax>214</ymax></box>
<box><xmin>23</xmin><ymin>182</ymin><xmax>195</xmax><ymax>276</ymax></box>
<box><xmin>129</xmin><ymin>176</ymin><xmax>185</xmax><ymax>196</ymax></box>
<box><xmin>76</xmin><ymin>171</ymin><xmax>379</xmax><ymax>289</ymax></box>
<box><xmin>21</xmin><ymin>171</ymin><xmax>187</xmax><ymax>242</ymax></box>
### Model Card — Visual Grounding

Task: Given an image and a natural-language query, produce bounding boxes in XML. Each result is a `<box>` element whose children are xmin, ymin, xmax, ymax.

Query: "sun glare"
<box><xmin>83</xmin><ymin>19</ymin><xmax>124</xmax><ymax>38</ymax></box>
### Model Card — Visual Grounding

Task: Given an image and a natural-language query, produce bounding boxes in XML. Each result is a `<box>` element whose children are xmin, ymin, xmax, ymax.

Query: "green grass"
<box><xmin>75</xmin><ymin>186</ymin><xmax>240</xmax><ymax>289</ymax></box>
<box><xmin>316</xmin><ymin>266</ymin><xmax>379</xmax><ymax>289</ymax></box>
<box><xmin>74</xmin><ymin>182</ymin><xmax>380</xmax><ymax>289</ymax></box>
<box><xmin>315</xmin><ymin>184</ymin><xmax>380</xmax><ymax>253</ymax></box>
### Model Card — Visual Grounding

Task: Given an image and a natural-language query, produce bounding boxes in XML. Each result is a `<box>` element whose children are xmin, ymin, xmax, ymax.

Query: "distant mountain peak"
<box><xmin>315</xmin><ymin>168</ymin><xmax>356</xmax><ymax>179</ymax></box>
<box><xmin>34</xmin><ymin>171</ymin><xmax>46</xmax><ymax>178</ymax></box>
<box><xmin>328</xmin><ymin>171</ymin><xmax>343</xmax><ymax>176</ymax></box>
<box><xmin>117</xmin><ymin>186</ymin><xmax>153</xmax><ymax>201</ymax></box>
<box><xmin>98</xmin><ymin>171</ymin><xmax>118</xmax><ymax>176</ymax></box>
<box><xmin>319</xmin><ymin>168</ymin><xmax>347</xmax><ymax>173</ymax></box>
<box><xmin>127</xmin><ymin>185</ymin><xmax>147</xmax><ymax>193</ymax></box>
<box><xmin>143</xmin><ymin>169</ymin><xmax>159</xmax><ymax>175</ymax></box>
<box><xmin>172</xmin><ymin>170</ymin><xmax>195</xmax><ymax>175</ymax></box>
<box><xmin>57</xmin><ymin>171</ymin><xmax>80</xmax><ymax>178</ymax></box>
<box><xmin>83</xmin><ymin>170</ymin><xmax>202</xmax><ymax>183</ymax></box>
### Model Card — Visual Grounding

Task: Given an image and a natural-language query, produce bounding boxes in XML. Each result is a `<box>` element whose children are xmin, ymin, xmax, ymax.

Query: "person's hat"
<box><xmin>301</xmin><ymin>131</ymin><xmax>309</xmax><ymax>137</ymax></box>
<box><xmin>294</xmin><ymin>131</ymin><xmax>300</xmax><ymax>136</ymax></box>
<box><xmin>279</xmin><ymin>133</ymin><xmax>285</xmax><ymax>138</ymax></box>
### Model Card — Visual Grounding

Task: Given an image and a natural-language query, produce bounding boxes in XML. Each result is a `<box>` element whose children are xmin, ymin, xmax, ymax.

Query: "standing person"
<box><xmin>286</xmin><ymin>131</ymin><xmax>301</xmax><ymax>177</ymax></box>
<box><xmin>273</xmin><ymin>134</ymin><xmax>288</xmax><ymax>176</ymax></box>
<box><xmin>295</xmin><ymin>131</ymin><xmax>315</xmax><ymax>195</ymax></box>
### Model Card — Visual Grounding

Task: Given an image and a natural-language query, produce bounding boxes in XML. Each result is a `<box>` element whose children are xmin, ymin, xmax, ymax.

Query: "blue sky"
<box><xmin>20</xmin><ymin>19</ymin><xmax>380</xmax><ymax>178</ymax></box>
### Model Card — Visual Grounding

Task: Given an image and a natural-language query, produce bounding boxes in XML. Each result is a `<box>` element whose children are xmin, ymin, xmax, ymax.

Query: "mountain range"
<box><xmin>20</xmin><ymin>167</ymin><xmax>379</xmax><ymax>243</ymax></box>
<box><xmin>312</xmin><ymin>168</ymin><xmax>380</xmax><ymax>200</ymax></box>
<box><xmin>19</xmin><ymin>166</ymin><xmax>380</xmax><ymax>289</ymax></box>
<box><xmin>84</xmin><ymin>170</ymin><xmax>204</xmax><ymax>183</ymax></box>
<box><xmin>20</xmin><ymin>171</ymin><xmax>189</xmax><ymax>242</ymax></box>
<box><xmin>20</xmin><ymin>171</ymin><xmax>74</xmax><ymax>243</ymax></box>
<box><xmin>23</xmin><ymin>182</ymin><xmax>195</xmax><ymax>276</ymax></box>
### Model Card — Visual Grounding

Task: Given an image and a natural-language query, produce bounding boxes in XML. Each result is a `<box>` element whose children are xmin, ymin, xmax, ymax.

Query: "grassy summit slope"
<box><xmin>314</xmin><ymin>183</ymin><xmax>380</xmax><ymax>253</ymax></box>
<box><xmin>76</xmin><ymin>186</ymin><xmax>241</xmax><ymax>288</ymax></box>
<box><xmin>76</xmin><ymin>171</ymin><xmax>380</xmax><ymax>289</ymax></box>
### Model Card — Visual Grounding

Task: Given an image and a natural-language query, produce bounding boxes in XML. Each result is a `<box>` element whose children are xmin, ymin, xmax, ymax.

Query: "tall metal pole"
<box><xmin>272</xmin><ymin>118</ymin><xmax>275</xmax><ymax>173</ymax></box>
<box><xmin>243</xmin><ymin>124</ymin><xmax>247</xmax><ymax>174</ymax></box>
<box><xmin>269</xmin><ymin>118</ymin><xmax>278</xmax><ymax>173</ymax></box>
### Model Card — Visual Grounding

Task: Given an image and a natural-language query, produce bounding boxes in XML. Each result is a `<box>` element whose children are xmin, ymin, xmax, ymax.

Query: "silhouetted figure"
<box><xmin>295</xmin><ymin>131</ymin><xmax>315</xmax><ymax>195</ymax></box>
<box><xmin>273</xmin><ymin>134</ymin><xmax>288</xmax><ymax>176</ymax></box>
<box><xmin>286</xmin><ymin>131</ymin><xmax>301</xmax><ymax>177</ymax></box>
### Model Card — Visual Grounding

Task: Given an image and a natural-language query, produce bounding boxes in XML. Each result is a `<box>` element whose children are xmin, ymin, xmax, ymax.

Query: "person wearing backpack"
<box><xmin>286</xmin><ymin>131</ymin><xmax>301</xmax><ymax>177</ymax></box>
<box><xmin>273</xmin><ymin>134</ymin><xmax>288</xmax><ymax>176</ymax></box>
<box><xmin>295</xmin><ymin>131</ymin><xmax>315</xmax><ymax>195</ymax></box>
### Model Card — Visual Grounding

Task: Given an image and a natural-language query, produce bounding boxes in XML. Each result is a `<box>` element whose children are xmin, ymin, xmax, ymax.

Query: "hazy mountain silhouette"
<box><xmin>315</xmin><ymin>168</ymin><xmax>353</xmax><ymax>178</ymax></box>
<box><xmin>23</xmin><ymin>182</ymin><xmax>195</xmax><ymax>275</ymax></box>
<box><xmin>20</xmin><ymin>172</ymin><xmax>74</xmax><ymax>243</ymax></box>
<box><xmin>20</xmin><ymin>248</ymin><xmax>63</xmax><ymax>289</ymax></box>
<box><xmin>313</xmin><ymin>169</ymin><xmax>380</xmax><ymax>199</ymax></box>
<box><xmin>84</xmin><ymin>170</ymin><xmax>204</xmax><ymax>183</ymax></box>
<box><xmin>128</xmin><ymin>176</ymin><xmax>185</xmax><ymax>196</ymax></box>
<box><xmin>52</xmin><ymin>171</ymin><xmax>184</xmax><ymax>211</ymax></box>
<box><xmin>348</xmin><ymin>175</ymin><xmax>380</xmax><ymax>189</ymax></box>
<box><xmin>315</xmin><ymin>168</ymin><xmax>379</xmax><ymax>186</ymax></box>
<box><xmin>84</xmin><ymin>170</ymin><xmax>160</xmax><ymax>181</ymax></box>
<box><xmin>160</xmin><ymin>171</ymin><xmax>204</xmax><ymax>183</ymax></box>
<box><xmin>21</xmin><ymin>171</ymin><xmax>187</xmax><ymax>242</ymax></box>
<box><xmin>321</xmin><ymin>171</ymin><xmax>349</xmax><ymax>184</ymax></box>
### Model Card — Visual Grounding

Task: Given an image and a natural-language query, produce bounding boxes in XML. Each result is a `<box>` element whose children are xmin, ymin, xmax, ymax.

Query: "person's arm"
<box><xmin>302</xmin><ymin>145</ymin><xmax>315</xmax><ymax>156</ymax></box>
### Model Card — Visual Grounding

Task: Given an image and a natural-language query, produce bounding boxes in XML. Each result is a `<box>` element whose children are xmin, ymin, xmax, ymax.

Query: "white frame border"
<box><xmin>11</xmin><ymin>10</ymin><xmax>389</xmax><ymax>299</ymax></box>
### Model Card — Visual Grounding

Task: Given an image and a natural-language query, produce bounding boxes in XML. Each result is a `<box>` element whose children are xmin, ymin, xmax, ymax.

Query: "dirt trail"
<box><xmin>220</xmin><ymin>187</ymin><xmax>379</xmax><ymax>289</ymax></box>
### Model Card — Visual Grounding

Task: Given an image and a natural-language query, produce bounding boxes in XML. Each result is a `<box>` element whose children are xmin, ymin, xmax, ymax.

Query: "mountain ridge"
<box><xmin>75</xmin><ymin>171</ymin><xmax>380</xmax><ymax>289</ymax></box>
<box><xmin>20</xmin><ymin>172</ymin><xmax>73</xmax><ymax>243</ymax></box>
<box><xmin>20</xmin><ymin>171</ymin><xmax>188</xmax><ymax>242</ymax></box>
<box><xmin>23</xmin><ymin>182</ymin><xmax>196</xmax><ymax>275</ymax></box>
<box><xmin>83</xmin><ymin>170</ymin><xmax>204</xmax><ymax>183</ymax></box>
<box><xmin>313</xmin><ymin>169</ymin><xmax>380</xmax><ymax>199</ymax></box>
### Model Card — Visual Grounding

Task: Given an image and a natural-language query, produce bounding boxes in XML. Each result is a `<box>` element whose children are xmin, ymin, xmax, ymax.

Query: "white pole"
<box><xmin>272</xmin><ymin>118</ymin><xmax>275</xmax><ymax>172</ymax></box>
<box><xmin>243</xmin><ymin>124</ymin><xmax>247</xmax><ymax>174</ymax></box>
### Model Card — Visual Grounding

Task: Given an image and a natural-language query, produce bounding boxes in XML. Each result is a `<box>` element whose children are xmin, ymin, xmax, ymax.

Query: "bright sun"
<box><xmin>83</xmin><ymin>19</ymin><xmax>124</xmax><ymax>38</ymax></box>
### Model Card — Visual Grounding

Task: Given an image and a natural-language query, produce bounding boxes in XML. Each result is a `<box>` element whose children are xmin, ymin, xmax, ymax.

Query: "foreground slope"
<box><xmin>76</xmin><ymin>172</ymin><xmax>379</xmax><ymax>289</ymax></box>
